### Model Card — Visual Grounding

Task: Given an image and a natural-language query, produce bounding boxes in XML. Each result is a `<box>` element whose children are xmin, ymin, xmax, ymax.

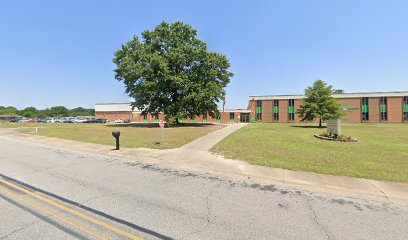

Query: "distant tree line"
<box><xmin>0</xmin><ymin>106</ymin><xmax>95</xmax><ymax>119</ymax></box>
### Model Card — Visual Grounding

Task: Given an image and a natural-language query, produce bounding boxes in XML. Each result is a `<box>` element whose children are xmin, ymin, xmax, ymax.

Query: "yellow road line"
<box><xmin>0</xmin><ymin>178</ymin><xmax>143</xmax><ymax>240</ymax></box>
<box><xmin>0</xmin><ymin>185</ymin><xmax>110</xmax><ymax>240</ymax></box>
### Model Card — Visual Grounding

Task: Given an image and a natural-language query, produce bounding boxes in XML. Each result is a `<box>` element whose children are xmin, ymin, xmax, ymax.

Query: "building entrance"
<box><xmin>240</xmin><ymin>113</ymin><xmax>249</xmax><ymax>122</ymax></box>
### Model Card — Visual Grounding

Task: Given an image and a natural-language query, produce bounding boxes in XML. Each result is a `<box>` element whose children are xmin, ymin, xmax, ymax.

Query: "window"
<box><xmin>143</xmin><ymin>113</ymin><xmax>147</xmax><ymax>123</ymax></box>
<box><xmin>380</xmin><ymin>97</ymin><xmax>387</xmax><ymax>121</ymax></box>
<box><xmin>230</xmin><ymin>112</ymin><xmax>235</xmax><ymax>123</ymax></box>
<box><xmin>404</xmin><ymin>97</ymin><xmax>408</xmax><ymax>121</ymax></box>
<box><xmin>256</xmin><ymin>100</ymin><xmax>262</xmax><ymax>121</ymax></box>
<box><xmin>288</xmin><ymin>99</ymin><xmax>295</xmax><ymax>122</ymax></box>
<box><xmin>361</xmin><ymin>97</ymin><xmax>369</xmax><ymax>121</ymax></box>
<box><xmin>203</xmin><ymin>113</ymin><xmax>207</xmax><ymax>123</ymax></box>
<box><xmin>273</xmin><ymin>100</ymin><xmax>279</xmax><ymax>121</ymax></box>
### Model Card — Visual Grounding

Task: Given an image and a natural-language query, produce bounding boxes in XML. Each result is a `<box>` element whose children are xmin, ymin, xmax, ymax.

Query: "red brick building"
<box><xmin>95</xmin><ymin>91</ymin><xmax>408</xmax><ymax>124</ymax></box>
<box><xmin>95</xmin><ymin>103</ymin><xmax>250</xmax><ymax>124</ymax></box>
<box><xmin>248</xmin><ymin>91</ymin><xmax>408</xmax><ymax>123</ymax></box>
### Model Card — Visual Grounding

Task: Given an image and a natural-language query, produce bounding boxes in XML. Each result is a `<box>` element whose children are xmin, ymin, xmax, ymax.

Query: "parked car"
<box><xmin>72</xmin><ymin>118</ymin><xmax>87</xmax><ymax>123</ymax></box>
<box><xmin>36</xmin><ymin>119</ymin><xmax>46</xmax><ymax>123</ymax></box>
<box><xmin>83</xmin><ymin>118</ymin><xmax>96</xmax><ymax>123</ymax></box>
<box><xmin>114</xmin><ymin>119</ymin><xmax>124</xmax><ymax>124</ymax></box>
<box><xmin>17</xmin><ymin>119</ymin><xmax>32</xmax><ymax>123</ymax></box>
<box><xmin>95</xmin><ymin>118</ymin><xmax>108</xmax><ymax>123</ymax></box>
<box><xmin>8</xmin><ymin>119</ymin><xmax>19</xmax><ymax>123</ymax></box>
<box><xmin>25</xmin><ymin>119</ymin><xmax>36</xmax><ymax>123</ymax></box>
<box><xmin>45</xmin><ymin>118</ymin><xmax>56</xmax><ymax>123</ymax></box>
<box><xmin>55</xmin><ymin>118</ymin><xmax>66</xmax><ymax>123</ymax></box>
<box><xmin>57</xmin><ymin>117</ymin><xmax>73</xmax><ymax>123</ymax></box>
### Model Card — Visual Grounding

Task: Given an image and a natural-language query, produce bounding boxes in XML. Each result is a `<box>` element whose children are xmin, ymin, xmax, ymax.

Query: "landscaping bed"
<box><xmin>314</xmin><ymin>133</ymin><xmax>358</xmax><ymax>142</ymax></box>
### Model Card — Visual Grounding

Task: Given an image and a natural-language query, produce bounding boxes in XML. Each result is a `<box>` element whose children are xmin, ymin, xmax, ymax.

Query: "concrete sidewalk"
<box><xmin>180</xmin><ymin>123</ymin><xmax>247</xmax><ymax>151</ymax></box>
<box><xmin>1</xmin><ymin>125</ymin><xmax>408</xmax><ymax>206</ymax></box>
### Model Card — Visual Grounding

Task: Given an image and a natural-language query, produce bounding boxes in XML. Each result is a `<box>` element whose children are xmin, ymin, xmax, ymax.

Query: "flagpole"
<box><xmin>223</xmin><ymin>95</ymin><xmax>225</xmax><ymax>113</ymax></box>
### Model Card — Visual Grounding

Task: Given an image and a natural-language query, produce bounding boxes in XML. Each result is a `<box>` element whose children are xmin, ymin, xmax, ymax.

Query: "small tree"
<box><xmin>297</xmin><ymin>80</ymin><xmax>344</xmax><ymax>127</ymax></box>
<box><xmin>113</xmin><ymin>21</ymin><xmax>233</xmax><ymax>126</ymax></box>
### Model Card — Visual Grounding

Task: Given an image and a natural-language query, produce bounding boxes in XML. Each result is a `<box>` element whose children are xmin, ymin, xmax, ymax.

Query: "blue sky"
<box><xmin>0</xmin><ymin>0</ymin><xmax>407</xmax><ymax>110</ymax></box>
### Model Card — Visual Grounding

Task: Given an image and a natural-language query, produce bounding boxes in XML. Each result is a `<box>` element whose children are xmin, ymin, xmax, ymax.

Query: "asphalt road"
<box><xmin>0</xmin><ymin>137</ymin><xmax>407</xmax><ymax>240</ymax></box>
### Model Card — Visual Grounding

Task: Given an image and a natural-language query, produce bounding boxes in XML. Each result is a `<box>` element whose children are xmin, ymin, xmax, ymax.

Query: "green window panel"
<box><xmin>404</xmin><ymin>104</ymin><xmax>408</xmax><ymax>112</ymax></box>
<box><xmin>380</xmin><ymin>104</ymin><xmax>387</xmax><ymax>113</ymax></box>
<box><xmin>362</xmin><ymin>105</ymin><xmax>368</xmax><ymax>113</ymax></box>
<box><xmin>143</xmin><ymin>119</ymin><xmax>147</xmax><ymax>123</ymax></box>
<box><xmin>230</xmin><ymin>119</ymin><xmax>235</xmax><ymax>124</ymax></box>
<box><xmin>190</xmin><ymin>119</ymin><xmax>195</xmax><ymax>123</ymax></box>
<box><xmin>256</xmin><ymin>107</ymin><xmax>262</xmax><ymax>113</ymax></box>
<box><xmin>274</xmin><ymin>106</ymin><xmax>278</xmax><ymax>113</ymax></box>
<box><xmin>288</xmin><ymin>106</ymin><xmax>294</xmax><ymax>113</ymax></box>
<box><xmin>155</xmin><ymin>119</ymin><xmax>159</xmax><ymax>123</ymax></box>
<box><xmin>217</xmin><ymin>119</ymin><xmax>221</xmax><ymax>123</ymax></box>
<box><xmin>250</xmin><ymin>117</ymin><xmax>256</xmax><ymax>122</ymax></box>
<box><xmin>203</xmin><ymin>119</ymin><xmax>207</xmax><ymax>123</ymax></box>
<box><xmin>179</xmin><ymin>118</ymin><xmax>183</xmax><ymax>123</ymax></box>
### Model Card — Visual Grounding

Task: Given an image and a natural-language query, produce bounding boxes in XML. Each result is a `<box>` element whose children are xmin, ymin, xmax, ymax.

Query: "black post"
<box><xmin>112</xmin><ymin>131</ymin><xmax>120</xmax><ymax>150</ymax></box>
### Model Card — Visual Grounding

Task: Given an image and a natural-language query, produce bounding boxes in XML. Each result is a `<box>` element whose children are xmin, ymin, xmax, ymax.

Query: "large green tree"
<box><xmin>113</xmin><ymin>21</ymin><xmax>233</xmax><ymax>125</ymax></box>
<box><xmin>0</xmin><ymin>106</ymin><xmax>18</xmax><ymax>116</ymax></box>
<box><xmin>297</xmin><ymin>80</ymin><xmax>344</xmax><ymax>127</ymax></box>
<box><xmin>48</xmin><ymin>106</ymin><xmax>69</xmax><ymax>118</ymax></box>
<box><xmin>70</xmin><ymin>107</ymin><xmax>95</xmax><ymax>117</ymax></box>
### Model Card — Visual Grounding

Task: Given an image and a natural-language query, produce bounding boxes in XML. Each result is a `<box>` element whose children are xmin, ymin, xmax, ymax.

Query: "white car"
<box><xmin>55</xmin><ymin>117</ymin><xmax>69</xmax><ymax>123</ymax></box>
<box><xmin>72</xmin><ymin>118</ymin><xmax>87</xmax><ymax>123</ymax></box>
<box><xmin>45</xmin><ymin>118</ymin><xmax>56</xmax><ymax>123</ymax></box>
<box><xmin>114</xmin><ymin>119</ymin><xmax>124</xmax><ymax>124</ymax></box>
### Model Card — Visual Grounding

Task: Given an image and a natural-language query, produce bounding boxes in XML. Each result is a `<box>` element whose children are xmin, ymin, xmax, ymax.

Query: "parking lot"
<box><xmin>8</xmin><ymin>117</ymin><xmax>108</xmax><ymax>124</ymax></box>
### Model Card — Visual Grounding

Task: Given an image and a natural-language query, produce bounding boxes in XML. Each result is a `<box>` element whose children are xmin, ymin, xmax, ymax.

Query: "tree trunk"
<box><xmin>319</xmin><ymin>118</ymin><xmax>322</xmax><ymax>128</ymax></box>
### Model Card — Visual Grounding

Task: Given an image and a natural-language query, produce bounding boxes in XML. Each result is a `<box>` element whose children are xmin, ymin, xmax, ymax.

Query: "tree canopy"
<box><xmin>113</xmin><ymin>21</ymin><xmax>233</xmax><ymax>125</ymax></box>
<box><xmin>297</xmin><ymin>80</ymin><xmax>344</xmax><ymax>127</ymax></box>
<box><xmin>0</xmin><ymin>105</ymin><xmax>95</xmax><ymax>119</ymax></box>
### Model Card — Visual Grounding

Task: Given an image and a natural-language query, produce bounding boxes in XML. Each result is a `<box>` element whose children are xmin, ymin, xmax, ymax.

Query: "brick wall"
<box><xmin>278</xmin><ymin>100</ymin><xmax>288</xmax><ymax>122</ymax></box>
<box><xmin>368</xmin><ymin>98</ymin><xmax>380</xmax><ymax>123</ymax></box>
<box><xmin>262</xmin><ymin>100</ymin><xmax>273</xmax><ymax>123</ymax></box>
<box><xmin>337</xmin><ymin>98</ymin><xmax>361</xmax><ymax>123</ymax></box>
<box><xmin>95</xmin><ymin>112</ymin><xmax>131</xmax><ymax>122</ymax></box>
<box><xmin>248</xmin><ymin>100</ymin><xmax>256</xmax><ymax>122</ymax></box>
<box><xmin>96</xmin><ymin>95</ymin><xmax>406</xmax><ymax>124</ymax></box>
<box><xmin>388</xmin><ymin>97</ymin><xmax>403</xmax><ymax>123</ymax></box>
<box><xmin>294</xmin><ymin>99</ymin><xmax>302</xmax><ymax>122</ymax></box>
<box><xmin>219</xmin><ymin>112</ymin><xmax>231</xmax><ymax>123</ymax></box>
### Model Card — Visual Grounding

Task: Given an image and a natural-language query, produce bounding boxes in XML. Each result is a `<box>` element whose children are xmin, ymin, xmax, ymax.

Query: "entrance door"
<box><xmin>240</xmin><ymin>113</ymin><xmax>249</xmax><ymax>122</ymax></box>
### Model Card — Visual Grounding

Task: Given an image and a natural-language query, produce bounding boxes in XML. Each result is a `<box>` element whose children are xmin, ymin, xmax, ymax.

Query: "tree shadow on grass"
<box><xmin>104</xmin><ymin>123</ymin><xmax>215</xmax><ymax>128</ymax></box>
<box><xmin>290</xmin><ymin>125</ymin><xmax>326</xmax><ymax>129</ymax></box>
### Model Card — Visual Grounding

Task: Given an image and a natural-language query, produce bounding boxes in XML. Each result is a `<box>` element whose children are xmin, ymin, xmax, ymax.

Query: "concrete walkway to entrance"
<box><xmin>1</xmin><ymin>124</ymin><xmax>408</xmax><ymax>206</ymax></box>
<box><xmin>180</xmin><ymin>123</ymin><xmax>247</xmax><ymax>151</ymax></box>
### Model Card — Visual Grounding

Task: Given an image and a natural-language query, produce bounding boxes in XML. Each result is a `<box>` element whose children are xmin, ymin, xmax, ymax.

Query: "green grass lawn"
<box><xmin>212</xmin><ymin>123</ymin><xmax>408</xmax><ymax>183</ymax></box>
<box><xmin>16</xmin><ymin>123</ymin><xmax>224</xmax><ymax>149</ymax></box>
<box><xmin>0</xmin><ymin>121</ymin><xmax>29</xmax><ymax>128</ymax></box>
